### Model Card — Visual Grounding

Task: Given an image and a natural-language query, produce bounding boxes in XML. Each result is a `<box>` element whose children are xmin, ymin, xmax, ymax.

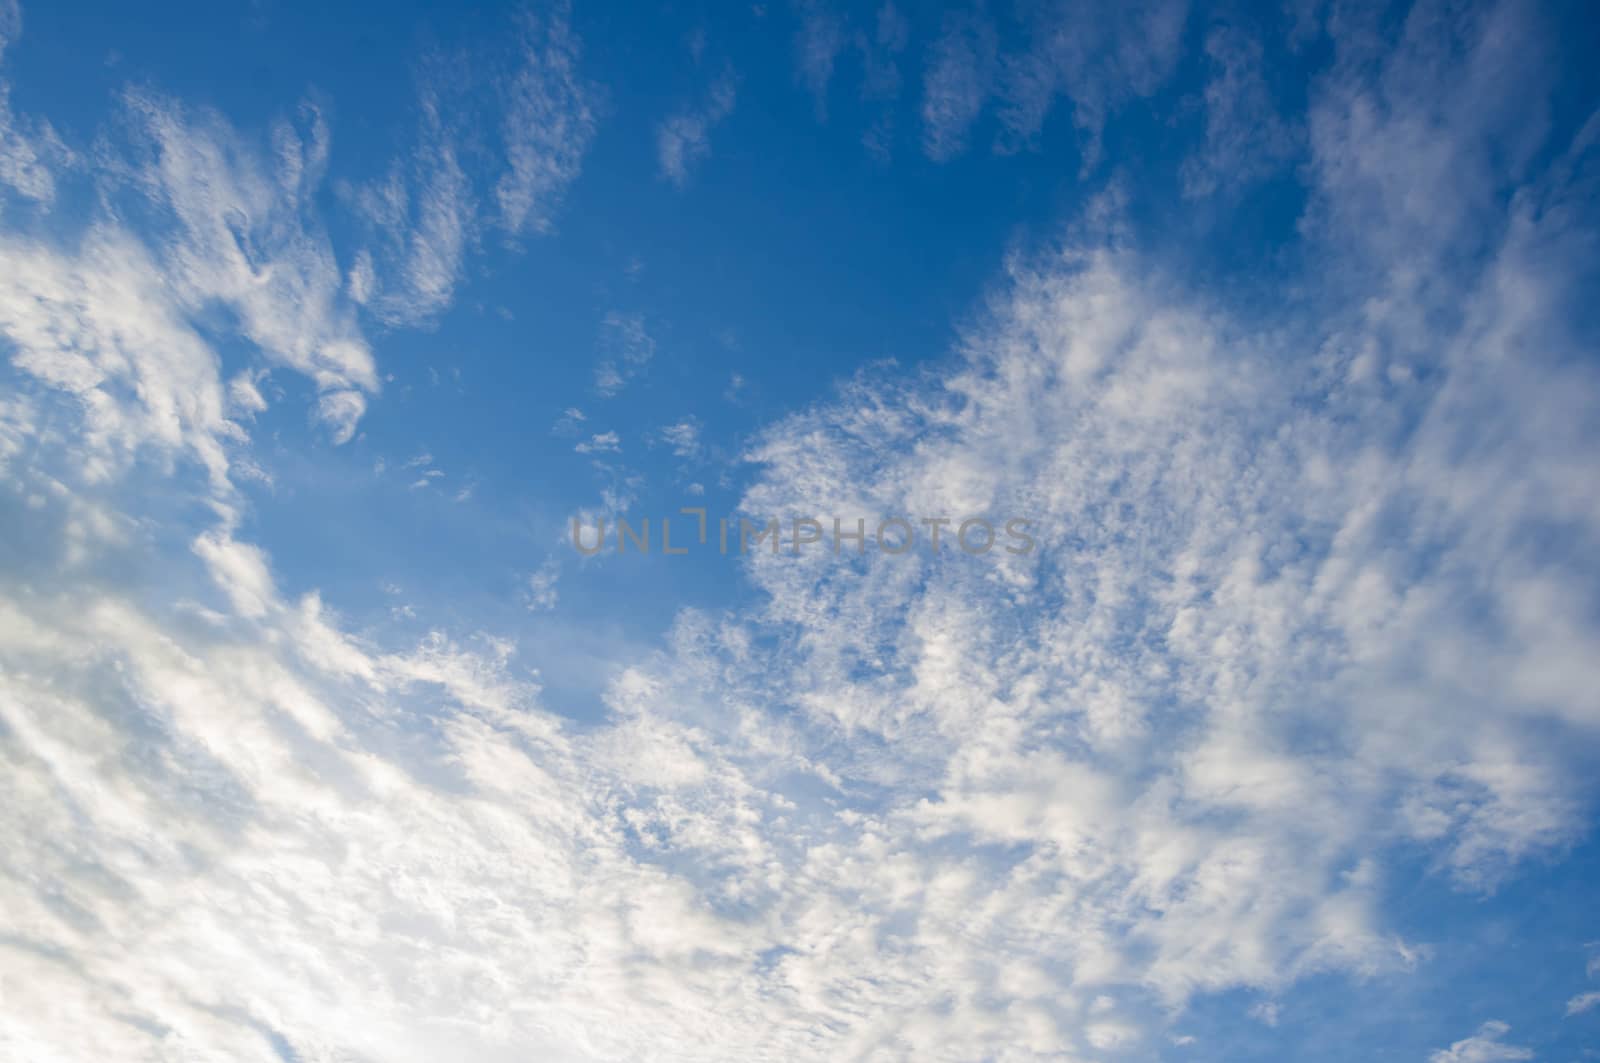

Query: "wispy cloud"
<box><xmin>341</xmin><ymin>70</ymin><xmax>476</xmax><ymax>330</ymax></box>
<box><xmin>495</xmin><ymin>2</ymin><xmax>599</xmax><ymax>236</ymax></box>
<box><xmin>1428</xmin><ymin>1021</ymin><xmax>1533</xmax><ymax>1062</ymax></box>
<box><xmin>525</xmin><ymin>557</ymin><xmax>560</xmax><ymax>610</ymax></box>
<box><xmin>349</xmin><ymin>3</ymin><xmax>599</xmax><ymax>326</ymax></box>
<box><xmin>859</xmin><ymin>1</ymin><xmax>909</xmax><ymax>159</ymax></box>
<box><xmin>1181</xmin><ymin>22</ymin><xmax>1297</xmax><ymax>197</ymax></box>
<box><xmin>0</xmin><ymin>0</ymin><xmax>66</xmax><ymax>202</ymax></box>
<box><xmin>921</xmin><ymin>8</ymin><xmax>997</xmax><ymax>161</ymax></box>
<box><xmin>594</xmin><ymin>310</ymin><xmax>655</xmax><ymax>396</ymax></box>
<box><xmin>574</xmin><ymin>430</ymin><xmax>620</xmax><ymax>454</ymax></box>
<box><xmin>1568</xmin><ymin>990</ymin><xmax>1600</xmax><ymax>1016</ymax></box>
<box><xmin>0</xmin><ymin>88</ymin><xmax>379</xmax><ymax>475</ymax></box>
<box><xmin>552</xmin><ymin>405</ymin><xmax>587</xmax><ymax>434</ymax></box>
<box><xmin>657</xmin><ymin>68</ymin><xmax>737</xmax><ymax>187</ymax></box>
<box><xmin>658</xmin><ymin>418</ymin><xmax>701</xmax><ymax>458</ymax></box>
<box><xmin>917</xmin><ymin>0</ymin><xmax>1190</xmax><ymax>165</ymax></box>
<box><xmin>791</xmin><ymin>0</ymin><xmax>845</xmax><ymax>118</ymax></box>
<box><xmin>402</xmin><ymin>451</ymin><xmax>447</xmax><ymax>489</ymax></box>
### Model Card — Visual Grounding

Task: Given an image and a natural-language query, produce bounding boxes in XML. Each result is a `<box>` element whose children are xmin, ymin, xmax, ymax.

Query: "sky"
<box><xmin>0</xmin><ymin>0</ymin><xmax>1598</xmax><ymax>1060</ymax></box>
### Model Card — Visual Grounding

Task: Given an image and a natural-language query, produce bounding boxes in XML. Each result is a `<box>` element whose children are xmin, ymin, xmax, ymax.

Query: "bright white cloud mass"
<box><xmin>0</xmin><ymin>0</ymin><xmax>1597</xmax><ymax>1060</ymax></box>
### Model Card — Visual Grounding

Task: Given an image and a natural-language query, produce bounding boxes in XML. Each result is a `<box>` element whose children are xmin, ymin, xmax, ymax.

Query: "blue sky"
<box><xmin>1</xmin><ymin>0</ymin><xmax>1599</xmax><ymax>1060</ymax></box>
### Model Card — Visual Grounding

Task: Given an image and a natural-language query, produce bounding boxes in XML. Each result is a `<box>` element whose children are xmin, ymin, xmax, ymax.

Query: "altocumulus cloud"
<box><xmin>0</xmin><ymin>2</ymin><xmax>1598</xmax><ymax>1062</ymax></box>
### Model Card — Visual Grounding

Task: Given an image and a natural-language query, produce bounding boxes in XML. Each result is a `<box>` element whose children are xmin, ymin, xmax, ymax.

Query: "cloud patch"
<box><xmin>594</xmin><ymin>311</ymin><xmax>655</xmax><ymax>396</ymax></box>
<box><xmin>657</xmin><ymin>68</ymin><xmax>738</xmax><ymax>187</ymax></box>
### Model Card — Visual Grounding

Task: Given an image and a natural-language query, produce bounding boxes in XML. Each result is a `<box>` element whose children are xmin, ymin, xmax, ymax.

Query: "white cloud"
<box><xmin>921</xmin><ymin>9</ymin><xmax>997</xmax><ymax>161</ymax></box>
<box><xmin>0</xmin><ymin>229</ymin><xmax>234</xmax><ymax>483</ymax></box>
<box><xmin>400</xmin><ymin>451</ymin><xmax>448</xmax><ymax>489</ymax></box>
<box><xmin>657</xmin><ymin>69</ymin><xmax>737</xmax><ymax>187</ymax></box>
<box><xmin>1181</xmin><ymin>22</ymin><xmax>1297</xmax><ymax>197</ymax></box>
<box><xmin>912</xmin><ymin>0</ymin><xmax>1191</xmax><ymax>165</ymax></box>
<box><xmin>552</xmin><ymin>406</ymin><xmax>587</xmax><ymax>435</ymax></box>
<box><xmin>791</xmin><ymin>0</ymin><xmax>845</xmax><ymax>118</ymax></box>
<box><xmin>997</xmin><ymin>0</ymin><xmax>1189</xmax><ymax>164</ymax></box>
<box><xmin>349</xmin><ymin>3</ymin><xmax>599</xmax><ymax>325</ymax></box>
<box><xmin>0</xmin><ymin>184</ymin><xmax>1587</xmax><ymax>1063</ymax></box>
<box><xmin>1567</xmin><ymin>990</ymin><xmax>1600</xmax><ymax>1016</ymax></box>
<box><xmin>574</xmin><ymin>430</ymin><xmax>620</xmax><ymax>455</ymax></box>
<box><xmin>594</xmin><ymin>311</ymin><xmax>655</xmax><ymax>396</ymax></box>
<box><xmin>191</xmin><ymin>527</ymin><xmax>278</xmax><ymax>619</ymax></box>
<box><xmin>495</xmin><ymin>2</ymin><xmax>599</xmax><ymax>236</ymax></box>
<box><xmin>1428</xmin><ymin>1021</ymin><xmax>1534</xmax><ymax>1063</ymax></box>
<box><xmin>0</xmin><ymin>0</ymin><xmax>66</xmax><ymax>203</ymax></box>
<box><xmin>858</xmin><ymin>1</ymin><xmax>908</xmax><ymax>158</ymax></box>
<box><xmin>351</xmin><ymin>88</ymin><xmax>474</xmax><ymax>327</ymax></box>
<box><xmin>0</xmin><ymin>79</ymin><xmax>382</xmax><ymax>476</ymax></box>
<box><xmin>227</xmin><ymin>371</ymin><xmax>269</xmax><ymax>419</ymax></box>
<box><xmin>124</xmin><ymin>92</ymin><xmax>377</xmax><ymax>397</ymax></box>
<box><xmin>526</xmin><ymin>558</ymin><xmax>560</xmax><ymax>611</ymax></box>
<box><xmin>658</xmin><ymin>418</ymin><xmax>701</xmax><ymax>458</ymax></box>
<box><xmin>317</xmin><ymin>389</ymin><xmax>366</xmax><ymax>445</ymax></box>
